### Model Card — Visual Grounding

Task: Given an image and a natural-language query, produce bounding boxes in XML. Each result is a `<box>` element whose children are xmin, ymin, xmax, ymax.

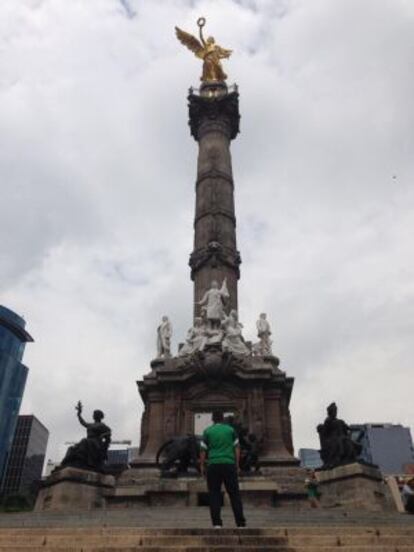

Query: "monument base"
<box><xmin>316</xmin><ymin>463</ymin><xmax>393</xmax><ymax>512</ymax></box>
<box><xmin>137</xmin><ymin>351</ymin><xmax>297</xmax><ymax>467</ymax></box>
<box><xmin>35</xmin><ymin>467</ymin><xmax>115</xmax><ymax>512</ymax></box>
<box><xmin>105</xmin><ymin>466</ymin><xmax>308</xmax><ymax>509</ymax></box>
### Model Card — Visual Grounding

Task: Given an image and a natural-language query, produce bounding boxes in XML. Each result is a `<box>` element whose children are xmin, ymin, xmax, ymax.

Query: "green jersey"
<box><xmin>201</xmin><ymin>423</ymin><xmax>239</xmax><ymax>465</ymax></box>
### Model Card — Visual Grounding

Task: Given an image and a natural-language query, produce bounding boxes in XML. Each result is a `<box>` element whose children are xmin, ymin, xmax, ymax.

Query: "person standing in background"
<box><xmin>402</xmin><ymin>478</ymin><xmax>414</xmax><ymax>513</ymax></box>
<box><xmin>305</xmin><ymin>470</ymin><xmax>320</xmax><ymax>508</ymax></box>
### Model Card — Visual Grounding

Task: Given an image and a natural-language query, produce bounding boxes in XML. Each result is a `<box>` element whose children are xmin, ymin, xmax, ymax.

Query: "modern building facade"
<box><xmin>105</xmin><ymin>444</ymin><xmax>135</xmax><ymax>472</ymax></box>
<box><xmin>350</xmin><ymin>423</ymin><xmax>414</xmax><ymax>475</ymax></box>
<box><xmin>106</xmin><ymin>448</ymin><xmax>129</xmax><ymax>466</ymax></box>
<box><xmin>298</xmin><ymin>448</ymin><xmax>322</xmax><ymax>469</ymax></box>
<box><xmin>2</xmin><ymin>415</ymin><xmax>48</xmax><ymax>497</ymax></box>
<box><xmin>0</xmin><ymin>305</ymin><xmax>33</xmax><ymax>486</ymax></box>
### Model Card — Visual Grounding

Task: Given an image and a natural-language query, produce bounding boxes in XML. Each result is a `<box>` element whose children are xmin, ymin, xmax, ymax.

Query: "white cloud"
<box><xmin>1</xmin><ymin>0</ymin><xmax>413</xmax><ymax>461</ymax></box>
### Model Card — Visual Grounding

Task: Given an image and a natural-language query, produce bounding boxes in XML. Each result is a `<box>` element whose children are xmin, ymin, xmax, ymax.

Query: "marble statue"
<box><xmin>179</xmin><ymin>317</ymin><xmax>208</xmax><ymax>356</ymax></box>
<box><xmin>61</xmin><ymin>401</ymin><xmax>111</xmax><ymax>472</ymax></box>
<box><xmin>175</xmin><ymin>18</ymin><xmax>232</xmax><ymax>83</ymax></box>
<box><xmin>317</xmin><ymin>402</ymin><xmax>362</xmax><ymax>470</ymax></box>
<box><xmin>197</xmin><ymin>278</ymin><xmax>229</xmax><ymax>329</ymax></box>
<box><xmin>201</xmin><ymin>306</ymin><xmax>224</xmax><ymax>346</ymax></box>
<box><xmin>253</xmin><ymin>313</ymin><xmax>273</xmax><ymax>356</ymax></box>
<box><xmin>222</xmin><ymin>310</ymin><xmax>250</xmax><ymax>355</ymax></box>
<box><xmin>157</xmin><ymin>316</ymin><xmax>172</xmax><ymax>358</ymax></box>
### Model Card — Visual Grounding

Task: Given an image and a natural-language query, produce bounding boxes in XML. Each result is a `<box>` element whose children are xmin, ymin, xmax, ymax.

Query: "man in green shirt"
<box><xmin>200</xmin><ymin>411</ymin><xmax>246</xmax><ymax>528</ymax></box>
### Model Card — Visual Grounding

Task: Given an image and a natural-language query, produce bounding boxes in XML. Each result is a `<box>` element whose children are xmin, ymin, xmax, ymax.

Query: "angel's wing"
<box><xmin>175</xmin><ymin>27</ymin><xmax>204</xmax><ymax>58</ymax></box>
<box><xmin>216</xmin><ymin>46</ymin><xmax>232</xmax><ymax>59</ymax></box>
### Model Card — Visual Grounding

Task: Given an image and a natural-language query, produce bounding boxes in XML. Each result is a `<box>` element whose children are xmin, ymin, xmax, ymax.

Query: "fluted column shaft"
<box><xmin>188</xmin><ymin>89</ymin><xmax>241</xmax><ymax>319</ymax></box>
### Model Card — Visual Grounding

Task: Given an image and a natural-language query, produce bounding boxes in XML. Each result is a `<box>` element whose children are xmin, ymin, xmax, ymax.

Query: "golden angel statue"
<box><xmin>175</xmin><ymin>17</ymin><xmax>232</xmax><ymax>82</ymax></box>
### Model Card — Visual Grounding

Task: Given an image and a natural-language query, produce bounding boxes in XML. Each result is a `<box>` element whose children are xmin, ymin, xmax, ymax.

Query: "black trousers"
<box><xmin>405</xmin><ymin>495</ymin><xmax>414</xmax><ymax>514</ymax></box>
<box><xmin>206</xmin><ymin>464</ymin><xmax>246</xmax><ymax>527</ymax></box>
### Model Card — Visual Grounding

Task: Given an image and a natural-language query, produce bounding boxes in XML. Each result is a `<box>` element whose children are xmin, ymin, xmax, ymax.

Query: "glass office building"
<box><xmin>298</xmin><ymin>448</ymin><xmax>323</xmax><ymax>469</ymax></box>
<box><xmin>2</xmin><ymin>415</ymin><xmax>49</xmax><ymax>497</ymax></box>
<box><xmin>0</xmin><ymin>305</ymin><xmax>33</xmax><ymax>486</ymax></box>
<box><xmin>350</xmin><ymin>423</ymin><xmax>414</xmax><ymax>474</ymax></box>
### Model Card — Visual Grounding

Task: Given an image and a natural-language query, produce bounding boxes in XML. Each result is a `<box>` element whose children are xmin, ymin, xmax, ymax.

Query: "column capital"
<box><xmin>188</xmin><ymin>89</ymin><xmax>240</xmax><ymax>141</ymax></box>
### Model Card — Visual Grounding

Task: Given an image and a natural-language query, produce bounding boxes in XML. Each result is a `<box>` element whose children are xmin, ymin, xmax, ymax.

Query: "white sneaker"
<box><xmin>213</xmin><ymin>525</ymin><xmax>222</xmax><ymax>529</ymax></box>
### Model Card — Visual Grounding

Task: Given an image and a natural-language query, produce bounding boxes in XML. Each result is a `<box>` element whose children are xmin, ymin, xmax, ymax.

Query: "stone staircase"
<box><xmin>0</xmin><ymin>526</ymin><xmax>414</xmax><ymax>552</ymax></box>
<box><xmin>0</xmin><ymin>508</ymin><xmax>413</xmax><ymax>552</ymax></box>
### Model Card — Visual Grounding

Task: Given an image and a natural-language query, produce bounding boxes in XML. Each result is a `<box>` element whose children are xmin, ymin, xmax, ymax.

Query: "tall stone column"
<box><xmin>188</xmin><ymin>85</ymin><xmax>241</xmax><ymax>318</ymax></box>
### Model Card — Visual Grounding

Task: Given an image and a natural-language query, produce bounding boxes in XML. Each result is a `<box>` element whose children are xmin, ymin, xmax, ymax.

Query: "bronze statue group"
<box><xmin>58</xmin><ymin>400</ymin><xmax>383</xmax><ymax>525</ymax></box>
<box><xmin>60</xmin><ymin>401</ymin><xmax>261</xmax><ymax>477</ymax></box>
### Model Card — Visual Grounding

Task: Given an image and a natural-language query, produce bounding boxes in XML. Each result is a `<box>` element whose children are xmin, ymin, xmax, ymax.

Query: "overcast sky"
<box><xmin>1</xmin><ymin>0</ymin><xmax>413</xmax><ymax>463</ymax></box>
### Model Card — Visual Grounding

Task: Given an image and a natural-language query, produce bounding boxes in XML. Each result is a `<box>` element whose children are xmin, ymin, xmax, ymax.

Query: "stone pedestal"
<box><xmin>134</xmin><ymin>348</ymin><xmax>298</xmax><ymax>468</ymax></box>
<box><xmin>35</xmin><ymin>467</ymin><xmax>115</xmax><ymax>512</ymax></box>
<box><xmin>316</xmin><ymin>463</ymin><xmax>393</xmax><ymax>512</ymax></box>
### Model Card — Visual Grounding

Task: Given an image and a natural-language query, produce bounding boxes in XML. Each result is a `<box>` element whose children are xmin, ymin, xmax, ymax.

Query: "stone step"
<box><xmin>0</xmin><ymin>543</ymin><xmax>414</xmax><ymax>552</ymax></box>
<box><xmin>0</xmin><ymin>548</ymin><xmax>293</xmax><ymax>552</ymax></box>
<box><xmin>1</xmin><ymin>527</ymin><xmax>414</xmax><ymax>533</ymax></box>
<box><xmin>0</xmin><ymin>527</ymin><xmax>414</xmax><ymax>552</ymax></box>
<box><xmin>2</xmin><ymin>527</ymin><xmax>414</xmax><ymax>535</ymax></box>
<box><xmin>2</xmin><ymin>534</ymin><xmax>414</xmax><ymax>546</ymax></box>
<box><xmin>2</xmin><ymin>516</ymin><xmax>413</xmax><ymax>529</ymax></box>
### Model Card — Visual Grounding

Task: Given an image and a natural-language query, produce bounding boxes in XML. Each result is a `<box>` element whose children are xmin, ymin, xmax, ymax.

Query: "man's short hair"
<box><xmin>212</xmin><ymin>410</ymin><xmax>224</xmax><ymax>423</ymax></box>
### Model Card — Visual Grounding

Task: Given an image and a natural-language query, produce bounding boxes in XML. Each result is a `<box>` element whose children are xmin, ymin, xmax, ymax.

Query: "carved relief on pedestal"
<box><xmin>184</xmin><ymin>380</ymin><xmax>245</xmax><ymax>417</ymax></box>
<box><xmin>194</xmin><ymin>348</ymin><xmax>230</xmax><ymax>382</ymax></box>
<box><xmin>249</xmin><ymin>387</ymin><xmax>265</xmax><ymax>443</ymax></box>
<box><xmin>163</xmin><ymin>389</ymin><xmax>179</xmax><ymax>441</ymax></box>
